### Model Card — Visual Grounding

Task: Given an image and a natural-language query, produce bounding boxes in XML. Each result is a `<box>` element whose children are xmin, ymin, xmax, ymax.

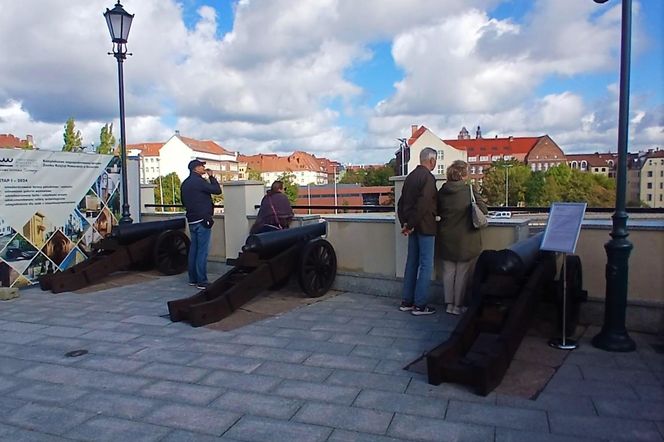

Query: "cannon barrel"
<box><xmin>243</xmin><ymin>222</ymin><xmax>327</xmax><ymax>256</ymax></box>
<box><xmin>490</xmin><ymin>232</ymin><xmax>544</xmax><ymax>276</ymax></box>
<box><xmin>110</xmin><ymin>218</ymin><xmax>187</xmax><ymax>245</ymax></box>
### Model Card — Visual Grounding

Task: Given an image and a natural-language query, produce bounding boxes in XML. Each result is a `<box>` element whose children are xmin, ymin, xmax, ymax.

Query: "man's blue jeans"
<box><xmin>188</xmin><ymin>222</ymin><xmax>212</xmax><ymax>284</ymax></box>
<box><xmin>402</xmin><ymin>232</ymin><xmax>435</xmax><ymax>308</ymax></box>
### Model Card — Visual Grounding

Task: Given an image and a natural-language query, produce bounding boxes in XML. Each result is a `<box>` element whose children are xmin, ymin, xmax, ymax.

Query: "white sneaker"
<box><xmin>445</xmin><ymin>304</ymin><xmax>455</xmax><ymax>314</ymax></box>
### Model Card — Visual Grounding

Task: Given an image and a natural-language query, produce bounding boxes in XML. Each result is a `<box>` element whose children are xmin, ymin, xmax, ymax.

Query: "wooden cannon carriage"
<box><xmin>39</xmin><ymin>218</ymin><xmax>190</xmax><ymax>293</ymax></box>
<box><xmin>424</xmin><ymin>232</ymin><xmax>586</xmax><ymax>395</ymax></box>
<box><xmin>168</xmin><ymin>222</ymin><xmax>337</xmax><ymax>327</ymax></box>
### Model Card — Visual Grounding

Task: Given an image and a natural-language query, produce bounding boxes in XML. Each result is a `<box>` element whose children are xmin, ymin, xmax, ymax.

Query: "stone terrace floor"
<box><xmin>0</xmin><ymin>273</ymin><xmax>662</xmax><ymax>442</ymax></box>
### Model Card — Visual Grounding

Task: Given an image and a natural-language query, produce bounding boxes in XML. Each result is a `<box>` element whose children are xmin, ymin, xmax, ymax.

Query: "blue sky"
<box><xmin>0</xmin><ymin>0</ymin><xmax>662</xmax><ymax>164</ymax></box>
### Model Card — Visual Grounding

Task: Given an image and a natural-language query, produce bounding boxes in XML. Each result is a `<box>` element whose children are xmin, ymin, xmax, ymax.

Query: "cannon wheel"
<box><xmin>154</xmin><ymin>230</ymin><xmax>190</xmax><ymax>275</ymax></box>
<box><xmin>298</xmin><ymin>238</ymin><xmax>337</xmax><ymax>297</ymax></box>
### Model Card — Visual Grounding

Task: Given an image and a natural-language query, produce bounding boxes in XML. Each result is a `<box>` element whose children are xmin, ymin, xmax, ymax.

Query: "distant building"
<box><xmin>640</xmin><ymin>149</ymin><xmax>664</xmax><ymax>208</ymax></box>
<box><xmin>0</xmin><ymin>133</ymin><xmax>34</xmax><ymax>149</ymax></box>
<box><xmin>397</xmin><ymin>125</ymin><xmax>467</xmax><ymax>178</ymax></box>
<box><xmin>444</xmin><ymin>126</ymin><xmax>566</xmax><ymax>182</ymax></box>
<box><xmin>296</xmin><ymin>184</ymin><xmax>393</xmax><ymax>214</ymax></box>
<box><xmin>239</xmin><ymin>151</ymin><xmax>334</xmax><ymax>186</ymax></box>
<box><xmin>567</xmin><ymin>152</ymin><xmax>618</xmax><ymax>177</ymax></box>
<box><xmin>127</xmin><ymin>132</ymin><xmax>239</xmax><ymax>183</ymax></box>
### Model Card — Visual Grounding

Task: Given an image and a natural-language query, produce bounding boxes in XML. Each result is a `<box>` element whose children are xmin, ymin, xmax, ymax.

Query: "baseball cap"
<box><xmin>188</xmin><ymin>159</ymin><xmax>206</xmax><ymax>170</ymax></box>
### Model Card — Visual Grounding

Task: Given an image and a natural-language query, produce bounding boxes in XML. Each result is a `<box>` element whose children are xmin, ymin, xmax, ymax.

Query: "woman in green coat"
<box><xmin>437</xmin><ymin>160</ymin><xmax>488</xmax><ymax>315</ymax></box>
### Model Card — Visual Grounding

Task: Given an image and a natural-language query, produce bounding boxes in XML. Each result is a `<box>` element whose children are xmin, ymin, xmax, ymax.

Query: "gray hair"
<box><xmin>419</xmin><ymin>147</ymin><xmax>437</xmax><ymax>163</ymax></box>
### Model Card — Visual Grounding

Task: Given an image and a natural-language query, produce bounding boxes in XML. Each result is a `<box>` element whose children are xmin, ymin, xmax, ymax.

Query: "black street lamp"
<box><xmin>104</xmin><ymin>1</ymin><xmax>134</xmax><ymax>224</ymax></box>
<box><xmin>591</xmin><ymin>0</ymin><xmax>636</xmax><ymax>352</ymax></box>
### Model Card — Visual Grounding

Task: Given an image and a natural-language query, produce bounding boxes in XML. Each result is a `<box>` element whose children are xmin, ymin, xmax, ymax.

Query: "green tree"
<box><xmin>247</xmin><ymin>168</ymin><xmax>262</xmax><ymax>181</ymax></box>
<box><xmin>364</xmin><ymin>165</ymin><xmax>394</xmax><ymax>186</ymax></box>
<box><xmin>276</xmin><ymin>172</ymin><xmax>299</xmax><ymax>204</ymax></box>
<box><xmin>339</xmin><ymin>169</ymin><xmax>365</xmax><ymax>185</ymax></box>
<box><xmin>480</xmin><ymin>160</ymin><xmax>526</xmax><ymax>206</ymax></box>
<box><xmin>152</xmin><ymin>173</ymin><xmax>182</xmax><ymax>211</ymax></box>
<box><xmin>62</xmin><ymin>117</ymin><xmax>83</xmax><ymax>152</ymax></box>
<box><xmin>97</xmin><ymin>123</ymin><xmax>116</xmax><ymax>154</ymax></box>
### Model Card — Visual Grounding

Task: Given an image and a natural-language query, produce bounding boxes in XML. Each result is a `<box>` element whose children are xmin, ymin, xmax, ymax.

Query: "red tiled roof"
<box><xmin>178</xmin><ymin>135</ymin><xmax>233</xmax><ymax>155</ymax></box>
<box><xmin>241</xmin><ymin>151</ymin><xmax>327</xmax><ymax>173</ymax></box>
<box><xmin>566</xmin><ymin>153</ymin><xmax>617</xmax><ymax>167</ymax></box>
<box><xmin>646</xmin><ymin>150</ymin><xmax>664</xmax><ymax>159</ymax></box>
<box><xmin>407</xmin><ymin>126</ymin><xmax>428</xmax><ymax>147</ymax></box>
<box><xmin>126</xmin><ymin>142</ymin><xmax>163</xmax><ymax>156</ymax></box>
<box><xmin>0</xmin><ymin>134</ymin><xmax>25</xmax><ymax>148</ymax></box>
<box><xmin>445</xmin><ymin>136</ymin><xmax>541</xmax><ymax>156</ymax></box>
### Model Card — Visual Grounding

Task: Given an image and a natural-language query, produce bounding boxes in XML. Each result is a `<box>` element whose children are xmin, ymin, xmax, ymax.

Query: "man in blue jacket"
<box><xmin>180</xmin><ymin>159</ymin><xmax>222</xmax><ymax>289</ymax></box>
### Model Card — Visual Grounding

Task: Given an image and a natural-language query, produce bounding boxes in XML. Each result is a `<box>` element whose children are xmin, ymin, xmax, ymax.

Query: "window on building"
<box><xmin>504</xmin><ymin>155</ymin><xmax>512</xmax><ymax>161</ymax></box>
<box><xmin>468</xmin><ymin>156</ymin><xmax>477</xmax><ymax>162</ymax></box>
<box><xmin>437</xmin><ymin>151</ymin><xmax>444</xmax><ymax>160</ymax></box>
<box><xmin>437</xmin><ymin>164</ymin><xmax>445</xmax><ymax>175</ymax></box>
<box><xmin>647</xmin><ymin>171</ymin><xmax>653</xmax><ymax>177</ymax></box>
<box><xmin>478</xmin><ymin>166</ymin><xmax>483</xmax><ymax>174</ymax></box>
<box><xmin>492</xmin><ymin>155</ymin><xmax>501</xmax><ymax>161</ymax></box>
<box><xmin>647</xmin><ymin>182</ymin><xmax>653</xmax><ymax>189</ymax></box>
<box><xmin>470</xmin><ymin>166</ymin><xmax>476</xmax><ymax>174</ymax></box>
<box><xmin>581</xmin><ymin>160</ymin><xmax>587</xmax><ymax>170</ymax></box>
<box><xmin>647</xmin><ymin>194</ymin><xmax>652</xmax><ymax>201</ymax></box>
<box><xmin>602</xmin><ymin>168</ymin><xmax>606</xmax><ymax>172</ymax></box>
<box><xmin>480</xmin><ymin>156</ymin><xmax>489</xmax><ymax>161</ymax></box>
<box><xmin>531</xmin><ymin>163</ymin><xmax>536</xmax><ymax>171</ymax></box>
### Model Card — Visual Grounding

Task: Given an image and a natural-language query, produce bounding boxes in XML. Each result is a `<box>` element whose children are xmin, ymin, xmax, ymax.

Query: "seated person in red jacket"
<box><xmin>250</xmin><ymin>180</ymin><xmax>294</xmax><ymax>234</ymax></box>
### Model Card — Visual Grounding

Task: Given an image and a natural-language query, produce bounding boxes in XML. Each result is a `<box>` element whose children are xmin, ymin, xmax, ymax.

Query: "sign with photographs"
<box><xmin>0</xmin><ymin>149</ymin><xmax>117</xmax><ymax>288</ymax></box>
<box><xmin>540</xmin><ymin>202</ymin><xmax>587</xmax><ymax>254</ymax></box>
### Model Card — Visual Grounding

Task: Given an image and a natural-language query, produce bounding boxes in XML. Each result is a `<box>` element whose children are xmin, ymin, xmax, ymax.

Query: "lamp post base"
<box><xmin>591</xmin><ymin>329</ymin><xmax>636</xmax><ymax>352</ymax></box>
<box><xmin>119</xmin><ymin>216</ymin><xmax>133</xmax><ymax>224</ymax></box>
<box><xmin>548</xmin><ymin>338</ymin><xmax>578</xmax><ymax>350</ymax></box>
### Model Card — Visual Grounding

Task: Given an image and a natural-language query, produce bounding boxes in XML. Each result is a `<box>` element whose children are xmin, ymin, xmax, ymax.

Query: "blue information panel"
<box><xmin>541</xmin><ymin>202</ymin><xmax>587</xmax><ymax>254</ymax></box>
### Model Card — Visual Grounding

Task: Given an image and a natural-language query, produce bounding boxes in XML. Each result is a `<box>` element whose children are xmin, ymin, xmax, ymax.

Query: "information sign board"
<box><xmin>540</xmin><ymin>202</ymin><xmax>587</xmax><ymax>254</ymax></box>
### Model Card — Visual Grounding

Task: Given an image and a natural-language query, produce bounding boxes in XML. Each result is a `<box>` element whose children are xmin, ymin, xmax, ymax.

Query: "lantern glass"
<box><xmin>104</xmin><ymin>3</ymin><xmax>134</xmax><ymax>44</ymax></box>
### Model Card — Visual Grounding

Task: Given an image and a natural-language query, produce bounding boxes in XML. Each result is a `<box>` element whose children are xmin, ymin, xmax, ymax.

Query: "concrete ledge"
<box><xmin>581</xmin><ymin>298</ymin><xmax>663</xmax><ymax>335</ymax></box>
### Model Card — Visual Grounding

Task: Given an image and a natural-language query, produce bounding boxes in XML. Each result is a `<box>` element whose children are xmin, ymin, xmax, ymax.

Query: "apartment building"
<box><xmin>640</xmin><ymin>149</ymin><xmax>664</xmax><ymax>208</ymax></box>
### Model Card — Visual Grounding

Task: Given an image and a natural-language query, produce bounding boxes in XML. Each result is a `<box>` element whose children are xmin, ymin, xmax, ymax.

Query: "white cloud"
<box><xmin>0</xmin><ymin>0</ymin><xmax>661</xmax><ymax>163</ymax></box>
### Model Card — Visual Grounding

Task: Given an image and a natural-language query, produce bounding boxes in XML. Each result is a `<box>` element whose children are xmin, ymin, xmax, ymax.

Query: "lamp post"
<box><xmin>104</xmin><ymin>2</ymin><xmax>134</xmax><ymax>224</ymax></box>
<box><xmin>591</xmin><ymin>0</ymin><xmax>636</xmax><ymax>352</ymax></box>
<box><xmin>397</xmin><ymin>138</ymin><xmax>408</xmax><ymax>176</ymax></box>
<box><xmin>504</xmin><ymin>164</ymin><xmax>512</xmax><ymax>207</ymax></box>
<box><xmin>333</xmin><ymin>166</ymin><xmax>338</xmax><ymax>214</ymax></box>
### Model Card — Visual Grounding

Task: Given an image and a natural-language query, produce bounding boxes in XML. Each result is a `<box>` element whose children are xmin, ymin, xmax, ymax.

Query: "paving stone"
<box><xmin>64</xmin><ymin>416</ymin><xmax>170</xmax><ymax>442</ymax></box>
<box><xmin>211</xmin><ymin>390</ymin><xmax>302</xmax><ymax>419</ymax></box>
<box><xmin>326</xmin><ymin>369</ymin><xmax>410</xmax><ymax>393</ymax></box>
<box><xmin>143</xmin><ymin>403</ymin><xmax>240</xmax><ymax>436</ymax></box>
<box><xmin>287</xmin><ymin>339</ymin><xmax>355</xmax><ymax>356</ymax></box>
<box><xmin>188</xmin><ymin>354</ymin><xmax>263</xmax><ymax>373</ymax></box>
<box><xmin>231</xmin><ymin>334</ymin><xmax>292</xmax><ymax>348</ymax></box>
<box><xmin>0</xmin><ymin>330</ymin><xmax>41</xmax><ymax>345</ymax></box>
<box><xmin>0</xmin><ymin>395</ymin><xmax>27</xmax><ymax>415</ymax></box>
<box><xmin>329</xmin><ymin>333</ymin><xmax>394</xmax><ymax>347</ymax></box>
<box><xmin>71</xmin><ymin>391</ymin><xmax>158</xmax><ymax>419</ymax></box>
<box><xmin>274</xmin><ymin>329</ymin><xmax>333</xmax><ymax>341</ymax></box>
<box><xmin>6</xmin><ymin>402</ymin><xmax>92</xmax><ymax>436</ymax></box>
<box><xmin>351</xmin><ymin>344</ymin><xmax>423</xmax><ymax>362</ymax></box>
<box><xmin>79</xmin><ymin>329</ymin><xmax>141</xmax><ymax>343</ymax></box>
<box><xmin>135</xmin><ymin>362</ymin><xmax>209</xmax><ymax>383</ymax></box>
<box><xmin>633</xmin><ymin>383</ymin><xmax>664</xmax><ymax>402</ymax></box>
<box><xmin>593</xmin><ymin>397</ymin><xmax>664</xmax><ymax>420</ymax></box>
<box><xmin>0</xmin><ymin>376</ymin><xmax>17</xmax><ymax>393</ymax></box>
<box><xmin>328</xmin><ymin>429</ymin><xmax>406</xmax><ymax>442</ymax></box>
<box><xmin>369</xmin><ymin>327</ymin><xmax>434</xmax><ymax>340</ymax></box>
<box><xmin>388</xmin><ymin>413</ymin><xmax>494</xmax><ymax>442</ymax></box>
<box><xmin>8</xmin><ymin>381</ymin><xmax>88</xmax><ymax>405</ymax></box>
<box><xmin>0</xmin><ymin>321</ymin><xmax>47</xmax><ymax>333</ymax></box>
<box><xmin>294</xmin><ymin>402</ymin><xmax>392</xmax><ymax>434</ymax></box>
<box><xmin>241</xmin><ymin>345</ymin><xmax>311</xmax><ymax>363</ymax></box>
<box><xmin>311</xmin><ymin>323</ymin><xmax>372</xmax><ymax>334</ymax></box>
<box><xmin>495</xmin><ymin>427</ymin><xmax>600</xmax><ymax>442</ymax></box>
<box><xmin>545</xmin><ymin>377</ymin><xmax>640</xmax><ymax>400</ymax></box>
<box><xmin>549</xmin><ymin>412</ymin><xmax>663</xmax><ymax>441</ymax></box>
<box><xmin>253</xmin><ymin>361</ymin><xmax>333</xmax><ymax>382</ymax></box>
<box><xmin>0</xmin><ymin>426</ymin><xmax>71</xmax><ymax>441</ymax></box>
<box><xmin>18</xmin><ymin>363</ymin><xmax>152</xmax><ymax>393</ymax></box>
<box><xmin>223</xmin><ymin>415</ymin><xmax>331</xmax><ymax>442</ymax></box>
<box><xmin>446</xmin><ymin>399</ymin><xmax>548</xmax><ymax>431</ymax></box>
<box><xmin>161</xmin><ymin>429</ymin><xmax>243</xmax><ymax>442</ymax></box>
<box><xmin>354</xmin><ymin>389</ymin><xmax>447</xmax><ymax>418</ymax></box>
<box><xmin>35</xmin><ymin>325</ymin><xmax>89</xmax><ymax>338</ymax></box>
<box><xmin>496</xmin><ymin>392</ymin><xmax>596</xmax><ymax>416</ymax></box>
<box><xmin>76</xmin><ymin>354</ymin><xmax>149</xmax><ymax>374</ymax></box>
<box><xmin>304</xmin><ymin>353</ymin><xmax>380</xmax><ymax>371</ymax></box>
<box><xmin>174</xmin><ymin>340</ymin><xmax>246</xmax><ymax>355</ymax></box>
<box><xmin>580</xmin><ymin>365</ymin><xmax>661</xmax><ymax>385</ymax></box>
<box><xmin>122</xmin><ymin>314</ymin><xmax>173</xmax><ymax>326</ymax></box>
<box><xmin>404</xmin><ymin>379</ymin><xmax>497</xmax><ymax>404</ymax></box>
<box><xmin>200</xmin><ymin>370</ymin><xmax>281</xmax><ymax>393</ymax></box>
<box><xmin>272</xmin><ymin>379</ymin><xmax>359</xmax><ymax>405</ymax></box>
<box><xmin>131</xmin><ymin>347</ymin><xmax>202</xmax><ymax>365</ymax></box>
<box><xmin>139</xmin><ymin>380</ymin><xmax>224</xmax><ymax>406</ymax></box>
<box><xmin>0</xmin><ymin>356</ymin><xmax>32</xmax><ymax>375</ymax></box>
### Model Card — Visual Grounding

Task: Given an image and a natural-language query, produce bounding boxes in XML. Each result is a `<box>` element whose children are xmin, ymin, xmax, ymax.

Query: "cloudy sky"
<box><xmin>1</xmin><ymin>0</ymin><xmax>662</xmax><ymax>164</ymax></box>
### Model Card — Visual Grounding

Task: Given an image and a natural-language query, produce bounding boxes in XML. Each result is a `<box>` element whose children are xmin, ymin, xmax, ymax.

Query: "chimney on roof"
<box><xmin>508</xmin><ymin>136</ymin><xmax>513</xmax><ymax>142</ymax></box>
<box><xmin>495</xmin><ymin>135</ymin><xmax>498</xmax><ymax>139</ymax></box>
<box><xmin>175</xmin><ymin>130</ymin><xmax>180</xmax><ymax>136</ymax></box>
<box><xmin>476</xmin><ymin>126</ymin><xmax>482</xmax><ymax>139</ymax></box>
<box><xmin>411</xmin><ymin>125</ymin><xmax>418</xmax><ymax>136</ymax></box>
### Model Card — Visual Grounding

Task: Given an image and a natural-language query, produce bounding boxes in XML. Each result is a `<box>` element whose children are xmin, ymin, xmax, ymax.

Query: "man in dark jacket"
<box><xmin>250</xmin><ymin>180</ymin><xmax>294</xmax><ymax>234</ymax></box>
<box><xmin>180</xmin><ymin>159</ymin><xmax>222</xmax><ymax>289</ymax></box>
<box><xmin>397</xmin><ymin>147</ymin><xmax>438</xmax><ymax>315</ymax></box>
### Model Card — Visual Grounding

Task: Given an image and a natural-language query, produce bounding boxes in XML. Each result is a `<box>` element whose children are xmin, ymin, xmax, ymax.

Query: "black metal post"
<box><xmin>114</xmin><ymin>46</ymin><xmax>133</xmax><ymax>224</ymax></box>
<box><xmin>592</xmin><ymin>0</ymin><xmax>635</xmax><ymax>352</ymax></box>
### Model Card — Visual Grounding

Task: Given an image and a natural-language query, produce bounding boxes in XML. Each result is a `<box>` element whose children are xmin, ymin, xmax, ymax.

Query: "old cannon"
<box><xmin>424</xmin><ymin>232</ymin><xmax>584</xmax><ymax>395</ymax></box>
<box><xmin>39</xmin><ymin>218</ymin><xmax>190</xmax><ymax>293</ymax></box>
<box><xmin>168</xmin><ymin>221</ymin><xmax>337</xmax><ymax>327</ymax></box>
